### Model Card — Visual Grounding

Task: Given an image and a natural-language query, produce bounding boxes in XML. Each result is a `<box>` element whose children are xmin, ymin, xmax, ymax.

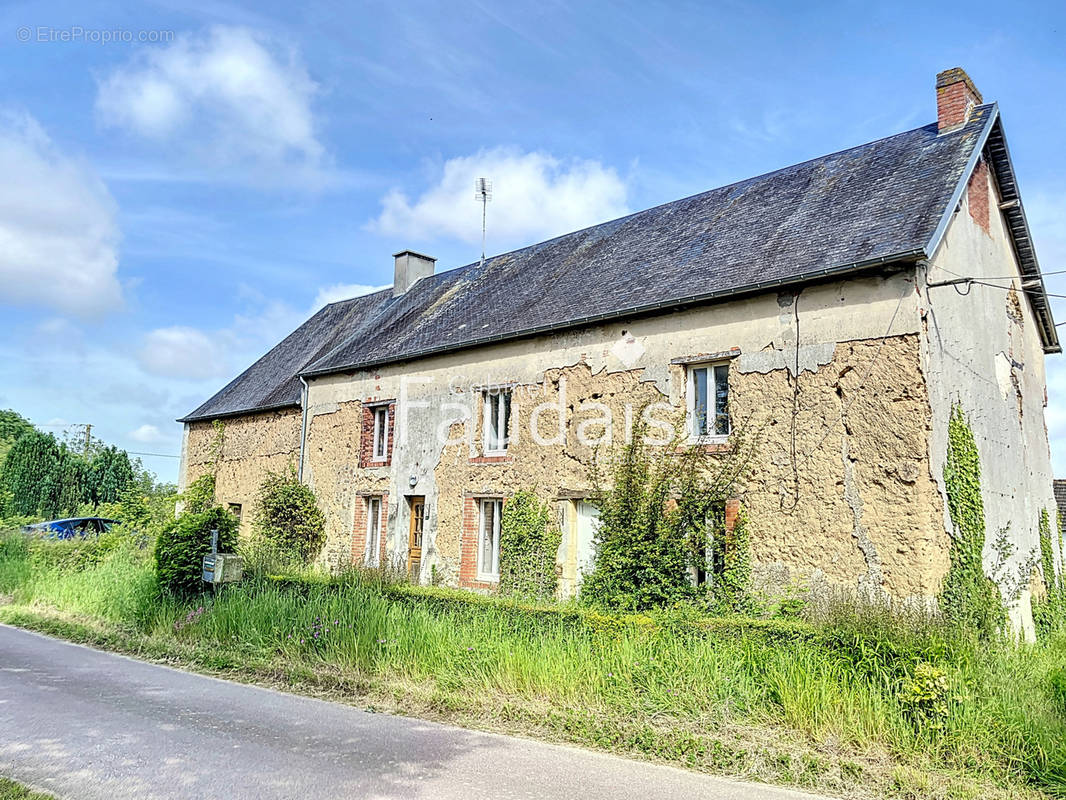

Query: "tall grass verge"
<box><xmin>2</xmin><ymin>530</ymin><xmax>1064</xmax><ymax>799</ymax></box>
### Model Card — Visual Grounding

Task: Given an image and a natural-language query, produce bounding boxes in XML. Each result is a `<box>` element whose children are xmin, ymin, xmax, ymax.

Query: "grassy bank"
<box><xmin>1</xmin><ymin>532</ymin><xmax>1064</xmax><ymax>800</ymax></box>
<box><xmin>0</xmin><ymin>778</ymin><xmax>53</xmax><ymax>800</ymax></box>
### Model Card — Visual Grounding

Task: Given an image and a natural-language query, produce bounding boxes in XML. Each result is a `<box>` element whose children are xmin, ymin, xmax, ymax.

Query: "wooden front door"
<box><xmin>408</xmin><ymin>497</ymin><xmax>425</xmax><ymax>581</ymax></box>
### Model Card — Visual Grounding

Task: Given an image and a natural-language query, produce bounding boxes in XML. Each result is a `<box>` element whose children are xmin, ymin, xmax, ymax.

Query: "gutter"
<box><xmin>297</xmin><ymin>376</ymin><xmax>309</xmax><ymax>482</ymax></box>
<box><xmin>301</xmin><ymin>250</ymin><xmax>924</xmax><ymax>379</ymax></box>
<box><xmin>177</xmin><ymin>400</ymin><xmax>300</xmax><ymax>425</ymax></box>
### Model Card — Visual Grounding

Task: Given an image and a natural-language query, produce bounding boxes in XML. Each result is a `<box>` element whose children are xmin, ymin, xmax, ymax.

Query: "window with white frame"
<box><xmin>371</xmin><ymin>406</ymin><xmax>389</xmax><ymax>461</ymax></box>
<box><xmin>687</xmin><ymin>362</ymin><xmax>730</xmax><ymax>439</ymax></box>
<box><xmin>477</xmin><ymin>498</ymin><xmax>503</xmax><ymax>580</ymax></box>
<box><xmin>482</xmin><ymin>389</ymin><xmax>511</xmax><ymax>454</ymax></box>
<box><xmin>365</xmin><ymin>496</ymin><xmax>382</xmax><ymax>566</ymax></box>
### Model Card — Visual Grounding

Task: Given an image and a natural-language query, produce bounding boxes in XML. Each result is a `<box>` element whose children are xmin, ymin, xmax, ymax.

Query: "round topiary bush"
<box><xmin>154</xmin><ymin>506</ymin><xmax>238</xmax><ymax>596</ymax></box>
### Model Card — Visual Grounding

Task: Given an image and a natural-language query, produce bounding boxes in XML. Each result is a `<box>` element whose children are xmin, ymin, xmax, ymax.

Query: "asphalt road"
<box><xmin>0</xmin><ymin>624</ymin><xmax>826</xmax><ymax>800</ymax></box>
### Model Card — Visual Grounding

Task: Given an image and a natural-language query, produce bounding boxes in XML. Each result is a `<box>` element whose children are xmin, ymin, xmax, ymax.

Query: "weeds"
<box><xmin>2</xmin><ymin>530</ymin><xmax>1065</xmax><ymax>800</ymax></box>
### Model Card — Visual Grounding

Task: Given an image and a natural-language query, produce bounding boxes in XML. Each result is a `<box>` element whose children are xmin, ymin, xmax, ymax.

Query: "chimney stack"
<box><xmin>936</xmin><ymin>68</ymin><xmax>982</xmax><ymax>134</ymax></box>
<box><xmin>393</xmin><ymin>250</ymin><xmax>435</xmax><ymax>297</ymax></box>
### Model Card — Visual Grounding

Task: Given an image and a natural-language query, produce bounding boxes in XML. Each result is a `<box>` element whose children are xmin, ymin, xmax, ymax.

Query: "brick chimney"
<box><xmin>392</xmin><ymin>250</ymin><xmax>435</xmax><ymax>297</ymax></box>
<box><xmin>936</xmin><ymin>68</ymin><xmax>983</xmax><ymax>134</ymax></box>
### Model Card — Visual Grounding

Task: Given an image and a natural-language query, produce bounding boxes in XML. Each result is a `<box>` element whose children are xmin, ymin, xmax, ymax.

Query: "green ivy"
<box><xmin>1033</xmin><ymin>507</ymin><xmax>1065</xmax><ymax>639</ymax></box>
<box><xmin>711</xmin><ymin>506</ymin><xmax>753</xmax><ymax>614</ymax></box>
<box><xmin>498</xmin><ymin>490</ymin><xmax>561</xmax><ymax>601</ymax></box>
<box><xmin>938</xmin><ymin>405</ymin><xmax>1005</xmax><ymax>638</ymax></box>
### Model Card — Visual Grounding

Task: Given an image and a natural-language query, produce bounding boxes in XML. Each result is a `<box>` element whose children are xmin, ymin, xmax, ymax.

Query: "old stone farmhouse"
<box><xmin>179</xmin><ymin>69</ymin><xmax>1061</xmax><ymax>632</ymax></box>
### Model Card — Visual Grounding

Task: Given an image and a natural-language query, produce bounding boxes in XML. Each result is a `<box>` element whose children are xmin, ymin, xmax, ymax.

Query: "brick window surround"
<box><xmin>351</xmin><ymin>492</ymin><xmax>389</xmax><ymax>566</ymax></box>
<box><xmin>359</xmin><ymin>401</ymin><xmax>395</xmax><ymax>468</ymax></box>
<box><xmin>460</xmin><ymin>494</ymin><xmax>505</xmax><ymax>590</ymax></box>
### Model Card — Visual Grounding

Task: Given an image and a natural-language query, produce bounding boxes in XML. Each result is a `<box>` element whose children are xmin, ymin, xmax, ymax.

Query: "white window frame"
<box><xmin>365</xmin><ymin>496</ymin><xmax>382</xmax><ymax>567</ymax></box>
<box><xmin>371</xmin><ymin>406</ymin><xmax>389</xmax><ymax>462</ymax></box>
<box><xmin>477</xmin><ymin>498</ymin><xmax>503</xmax><ymax>581</ymax></box>
<box><xmin>687</xmin><ymin>361</ymin><xmax>731</xmax><ymax>442</ymax></box>
<box><xmin>482</xmin><ymin>389</ymin><xmax>512</xmax><ymax>454</ymax></box>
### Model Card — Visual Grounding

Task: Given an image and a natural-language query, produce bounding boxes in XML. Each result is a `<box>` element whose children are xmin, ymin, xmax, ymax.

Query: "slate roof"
<box><xmin>180</xmin><ymin>291</ymin><xmax>391</xmax><ymax>422</ymax></box>
<box><xmin>181</xmin><ymin>103</ymin><xmax>1058</xmax><ymax>423</ymax></box>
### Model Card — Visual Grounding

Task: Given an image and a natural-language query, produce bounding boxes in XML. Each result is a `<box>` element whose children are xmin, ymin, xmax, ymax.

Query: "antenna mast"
<box><xmin>474</xmin><ymin>177</ymin><xmax>492</xmax><ymax>267</ymax></box>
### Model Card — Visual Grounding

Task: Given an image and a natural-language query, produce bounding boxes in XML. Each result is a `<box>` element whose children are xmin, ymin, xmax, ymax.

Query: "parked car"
<box><xmin>22</xmin><ymin>517</ymin><xmax>119</xmax><ymax>540</ymax></box>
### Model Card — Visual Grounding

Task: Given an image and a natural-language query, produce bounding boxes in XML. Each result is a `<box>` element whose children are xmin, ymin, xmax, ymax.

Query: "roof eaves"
<box><xmin>301</xmin><ymin>250</ymin><xmax>924</xmax><ymax>379</ymax></box>
<box><xmin>924</xmin><ymin>103</ymin><xmax>1060</xmax><ymax>354</ymax></box>
<box><xmin>177</xmin><ymin>400</ymin><xmax>300</xmax><ymax>425</ymax></box>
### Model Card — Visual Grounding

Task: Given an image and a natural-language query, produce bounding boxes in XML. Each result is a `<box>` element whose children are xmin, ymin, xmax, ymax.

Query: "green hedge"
<box><xmin>264</xmin><ymin>572</ymin><xmax>819</xmax><ymax>645</ymax></box>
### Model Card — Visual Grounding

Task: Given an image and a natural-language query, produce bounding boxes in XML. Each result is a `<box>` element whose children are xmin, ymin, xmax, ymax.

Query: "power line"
<box><xmin>128</xmin><ymin>451</ymin><xmax>180</xmax><ymax>459</ymax></box>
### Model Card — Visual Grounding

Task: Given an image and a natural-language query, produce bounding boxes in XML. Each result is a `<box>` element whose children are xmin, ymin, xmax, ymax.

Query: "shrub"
<box><xmin>899</xmin><ymin>661</ymin><xmax>952</xmax><ymax>730</ymax></box>
<box><xmin>498</xmin><ymin>490</ymin><xmax>562</xmax><ymax>600</ymax></box>
<box><xmin>252</xmin><ymin>466</ymin><xmax>325</xmax><ymax>564</ymax></box>
<box><xmin>581</xmin><ymin>412</ymin><xmax>755</xmax><ymax>611</ymax></box>
<box><xmin>154</xmin><ymin>506</ymin><xmax>238</xmax><ymax>596</ymax></box>
<box><xmin>182</xmin><ymin>473</ymin><xmax>216</xmax><ymax>515</ymax></box>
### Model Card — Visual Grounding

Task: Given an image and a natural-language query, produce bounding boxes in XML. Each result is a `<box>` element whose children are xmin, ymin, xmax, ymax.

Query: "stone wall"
<box><xmin>299</xmin><ymin>270</ymin><xmax>963</xmax><ymax>603</ymax></box>
<box><xmin>182</xmin><ymin>408</ymin><xmax>301</xmax><ymax>537</ymax></box>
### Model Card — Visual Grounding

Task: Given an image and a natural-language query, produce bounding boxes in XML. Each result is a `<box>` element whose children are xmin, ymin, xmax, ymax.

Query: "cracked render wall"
<box><xmin>303</xmin><ymin>270</ymin><xmax>958</xmax><ymax>602</ymax></box>
<box><xmin>920</xmin><ymin>158</ymin><xmax>1059</xmax><ymax>638</ymax></box>
<box><xmin>181</xmin><ymin>409</ymin><xmax>302</xmax><ymax>536</ymax></box>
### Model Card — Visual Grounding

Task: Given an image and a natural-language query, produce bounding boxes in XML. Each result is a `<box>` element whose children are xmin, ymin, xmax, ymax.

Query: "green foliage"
<box><xmin>0</xmin><ymin>409</ymin><xmax>34</xmax><ymax>466</ymax></box>
<box><xmin>1050</xmin><ymin>667</ymin><xmax>1066</xmax><ymax>718</ymax></box>
<box><xmin>939</xmin><ymin>405</ymin><xmax>1004</xmax><ymax>638</ymax></box>
<box><xmin>154</xmin><ymin>506</ymin><xmax>238</xmax><ymax>596</ymax></box>
<box><xmin>580</xmin><ymin>428</ymin><xmax>693</xmax><ymax>610</ymax></box>
<box><xmin>899</xmin><ymin>662</ymin><xmax>952</xmax><ymax>730</ymax></box>
<box><xmin>4</xmin><ymin>539</ymin><xmax>1066</xmax><ymax>799</ymax></box>
<box><xmin>252</xmin><ymin>466</ymin><xmax>326</xmax><ymax>564</ymax></box>
<box><xmin>498</xmin><ymin>490</ymin><xmax>562</xmax><ymax>600</ymax></box>
<box><xmin>89</xmin><ymin>446</ymin><xmax>135</xmax><ymax>505</ymax></box>
<box><xmin>706</xmin><ymin>506</ymin><xmax>753</xmax><ymax>614</ymax></box>
<box><xmin>182</xmin><ymin>473</ymin><xmax>216</xmax><ymax>514</ymax></box>
<box><xmin>0</xmin><ymin>419</ymin><xmax>145</xmax><ymax>520</ymax></box>
<box><xmin>1034</xmin><ymin>508</ymin><xmax>1066</xmax><ymax>639</ymax></box>
<box><xmin>582</xmin><ymin>412</ymin><xmax>754</xmax><ymax>611</ymax></box>
<box><xmin>1</xmin><ymin>429</ymin><xmax>63</xmax><ymax>516</ymax></box>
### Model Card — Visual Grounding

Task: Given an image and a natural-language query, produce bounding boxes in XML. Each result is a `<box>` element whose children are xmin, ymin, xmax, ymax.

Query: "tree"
<box><xmin>0</xmin><ymin>410</ymin><xmax>34</xmax><ymax>464</ymax></box>
<box><xmin>89</xmin><ymin>446</ymin><xmax>135</xmax><ymax>505</ymax></box>
<box><xmin>0</xmin><ymin>430</ymin><xmax>61</xmax><ymax>517</ymax></box>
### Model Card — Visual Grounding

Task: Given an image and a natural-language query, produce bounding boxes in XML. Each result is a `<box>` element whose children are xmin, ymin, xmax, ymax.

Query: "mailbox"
<box><xmin>202</xmin><ymin>528</ymin><xmax>244</xmax><ymax>585</ymax></box>
<box><xmin>202</xmin><ymin>552</ymin><xmax>243</xmax><ymax>584</ymax></box>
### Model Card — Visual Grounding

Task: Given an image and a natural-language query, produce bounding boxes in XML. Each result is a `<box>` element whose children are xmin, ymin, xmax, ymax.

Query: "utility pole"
<box><xmin>83</xmin><ymin>424</ymin><xmax>92</xmax><ymax>458</ymax></box>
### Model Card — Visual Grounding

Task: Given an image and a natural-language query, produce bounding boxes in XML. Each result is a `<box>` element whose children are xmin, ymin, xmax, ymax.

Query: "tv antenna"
<box><xmin>475</xmin><ymin>177</ymin><xmax>492</xmax><ymax>267</ymax></box>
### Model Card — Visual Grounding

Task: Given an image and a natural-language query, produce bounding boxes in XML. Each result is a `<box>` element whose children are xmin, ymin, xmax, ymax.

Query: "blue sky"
<box><xmin>1</xmin><ymin>0</ymin><xmax>1065</xmax><ymax>484</ymax></box>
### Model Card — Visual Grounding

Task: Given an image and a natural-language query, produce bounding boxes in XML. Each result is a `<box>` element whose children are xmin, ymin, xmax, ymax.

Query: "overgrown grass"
<box><xmin>2</xmin><ymin>531</ymin><xmax>1064</xmax><ymax>800</ymax></box>
<box><xmin>0</xmin><ymin>778</ymin><xmax>53</xmax><ymax>800</ymax></box>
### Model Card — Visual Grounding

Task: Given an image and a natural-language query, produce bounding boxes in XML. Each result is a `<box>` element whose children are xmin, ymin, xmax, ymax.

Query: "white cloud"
<box><xmin>312</xmin><ymin>283</ymin><xmax>386</xmax><ymax>310</ymax></box>
<box><xmin>137</xmin><ymin>326</ymin><xmax>229</xmax><ymax>380</ymax></box>
<box><xmin>128</xmin><ymin>424</ymin><xmax>167</xmax><ymax>444</ymax></box>
<box><xmin>0</xmin><ymin>111</ymin><xmax>122</xmax><ymax>316</ymax></box>
<box><xmin>370</xmin><ymin>147</ymin><xmax>629</xmax><ymax>247</ymax></box>
<box><xmin>96</xmin><ymin>26</ymin><xmax>324</xmax><ymax>180</ymax></box>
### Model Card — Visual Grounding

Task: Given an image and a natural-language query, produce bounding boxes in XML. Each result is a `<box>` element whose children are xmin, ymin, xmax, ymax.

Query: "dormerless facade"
<box><xmin>179</xmin><ymin>69</ymin><xmax>1062</xmax><ymax>634</ymax></box>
